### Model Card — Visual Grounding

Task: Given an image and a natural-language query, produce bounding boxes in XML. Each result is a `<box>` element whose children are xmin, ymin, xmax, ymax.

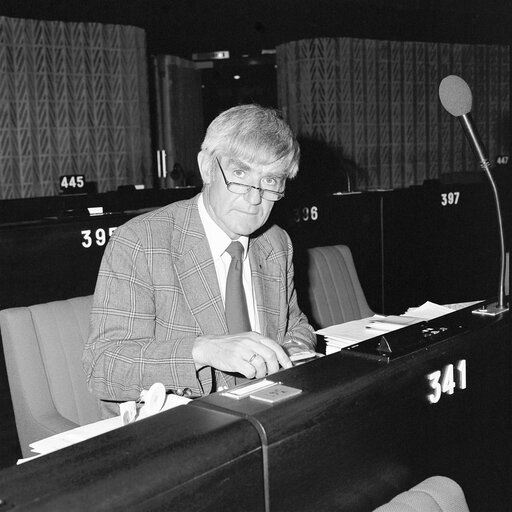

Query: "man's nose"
<box><xmin>244</xmin><ymin>186</ymin><xmax>262</xmax><ymax>205</ymax></box>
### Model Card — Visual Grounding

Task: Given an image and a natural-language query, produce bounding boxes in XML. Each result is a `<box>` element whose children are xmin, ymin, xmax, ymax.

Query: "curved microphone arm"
<box><xmin>460</xmin><ymin>115</ymin><xmax>508</xmax><ymax>312</ymax></box>
<box><xmin>479</xmin><ymin>159</ymin><xmax>508</xmax><ymax>310</ymax></box>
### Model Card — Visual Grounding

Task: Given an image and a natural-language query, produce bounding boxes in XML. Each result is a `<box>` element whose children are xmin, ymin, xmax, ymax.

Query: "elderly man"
<box><xmin>83</xmin><ymin>104</ymin><xmax>316</xmax><ymax>417</ymax></box>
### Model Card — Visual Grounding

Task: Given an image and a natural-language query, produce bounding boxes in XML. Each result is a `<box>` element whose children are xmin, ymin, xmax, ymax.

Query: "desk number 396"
<box><xmin>426</xmin><ymin>360</ymin><xmax>466</xmax><ymax>404</ymax></box>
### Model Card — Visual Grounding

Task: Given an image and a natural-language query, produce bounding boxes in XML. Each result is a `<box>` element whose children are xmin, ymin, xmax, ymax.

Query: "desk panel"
<box><xmin>0</xmin><ymin>214</ymin><xmax>135</xmax><ymax>309</ymax></box>
<box><xmin>195</xmin><ymin>309</ymin><xmax>511</xmax><ymax>511</ymax></box>
<box><xmin>273</xmin><ymin>181</ymin><xmax>509</xmax><ymax>314</ymax></box>
<box><xmin>0</xmin><ymin>405</ymin><xmax>264</xmax><ymax>511</ymax></box>
<box><xmin>273</xmin><ymin>192</ymin><xmax>384</xmax><ymax>313</ymax></box>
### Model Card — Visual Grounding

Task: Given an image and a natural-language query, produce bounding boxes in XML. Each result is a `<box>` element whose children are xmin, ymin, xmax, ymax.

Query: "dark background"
<box><xmin>1</xmin><ymin>0</ymin><xmax>511</xmax><ymax>56</ymax></box>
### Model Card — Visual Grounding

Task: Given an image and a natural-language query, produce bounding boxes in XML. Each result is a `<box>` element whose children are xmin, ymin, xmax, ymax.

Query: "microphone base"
<box><xmin>472</xmin><ymin>302</ymin><xmax>509</xmax><ymax>316</ymax></box>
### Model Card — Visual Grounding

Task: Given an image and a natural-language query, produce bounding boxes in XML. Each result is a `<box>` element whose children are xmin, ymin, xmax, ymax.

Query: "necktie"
<box><xmin>225</xmin><ymin>241</ymin><xmax>251</xmax><ymax>333</ymax></box>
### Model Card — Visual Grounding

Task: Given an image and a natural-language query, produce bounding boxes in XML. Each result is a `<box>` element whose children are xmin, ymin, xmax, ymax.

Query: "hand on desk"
<box><xmin>192</xmin><ymin>331</ymin><xmax>293</xmax><ymax>379</ymax></box>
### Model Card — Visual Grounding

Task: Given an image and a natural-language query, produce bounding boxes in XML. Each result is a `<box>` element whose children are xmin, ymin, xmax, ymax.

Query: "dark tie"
<box><xmin>225</xmin><ymin>241</ymin><xmax>251</xmax><ymax>333</ymax></box>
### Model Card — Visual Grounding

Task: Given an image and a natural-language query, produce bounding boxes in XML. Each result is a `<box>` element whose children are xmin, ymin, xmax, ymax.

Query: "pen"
<box><xmin>365</xmin><ymin>324</ymin><xmax>389</xmax><ymax>331</ymax></box>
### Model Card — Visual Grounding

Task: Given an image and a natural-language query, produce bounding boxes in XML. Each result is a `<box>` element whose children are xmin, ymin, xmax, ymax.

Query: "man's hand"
<box><xmin>192</xmin><ymin>332</ymin><xmax>293</xmax><ymax>379</ymax></box>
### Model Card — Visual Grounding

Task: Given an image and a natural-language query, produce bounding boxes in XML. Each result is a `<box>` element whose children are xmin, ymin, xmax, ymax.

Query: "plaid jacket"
<box><xmin>83</xmin><ymin>194</ymin><xmax>315</xmax><ymax>414</ymax></box>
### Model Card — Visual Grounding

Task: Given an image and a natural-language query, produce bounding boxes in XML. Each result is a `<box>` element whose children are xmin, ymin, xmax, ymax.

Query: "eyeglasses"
<box><xmin>215</xmin><ymin>157</ymin><xmax>285</xmax><ymax>202</ymax></box>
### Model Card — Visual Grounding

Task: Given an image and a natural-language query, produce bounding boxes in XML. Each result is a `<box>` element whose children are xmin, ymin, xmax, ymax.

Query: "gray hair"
<box><xmin>201</xmin><ymin>104</ymin><xmax>300</xmax><ymax>179</ymax></box>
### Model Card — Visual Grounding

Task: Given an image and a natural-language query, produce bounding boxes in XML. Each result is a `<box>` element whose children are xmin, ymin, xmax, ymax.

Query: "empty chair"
<box><xmin>306</xmin><ymin>244</ymin><xmax>374</xmax><ymax>329</ymax></box>
<box><xmin>373</xmin><ymin>476</ymin><xmax>470</xmax><ymax>512</ymax></box>
<box><xmin>0</xmin><ymin>295</ymin><xmax>101</xmax><ymax>457</ymax></box>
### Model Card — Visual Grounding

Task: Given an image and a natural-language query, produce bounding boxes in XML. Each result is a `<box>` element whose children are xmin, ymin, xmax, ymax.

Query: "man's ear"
<box><xmin>197</xmin><ymin>151</ymin><xmax>212</xmax><ymax>184</ymax></box>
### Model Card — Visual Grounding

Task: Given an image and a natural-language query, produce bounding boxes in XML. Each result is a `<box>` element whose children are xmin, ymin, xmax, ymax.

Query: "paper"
<box><xmin>403</xmin><ymin>301</ymin><xmax>454</xmax><ymax>318</ymax></box>
<box><xmin>221</xmin><ymin>379</ymin><xmax>276</xmax><ymax>400</ymax></box>
<box><xmin>316</xmin><ymin>315</ymin><xmax>386</xmax><ymax>346</ymax></box>
<box><xmin>366</xmin><ymin>315</ymin><xmax>424</xmax><ymax>332</ymax></box>
<box><xmin>18</xmin><ymin>390</ymin><xmax>190</xmax><ymax>464</ymax></box>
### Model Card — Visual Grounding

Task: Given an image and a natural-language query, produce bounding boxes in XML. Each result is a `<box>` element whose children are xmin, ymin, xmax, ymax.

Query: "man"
<box><xmin>83</xmin><ymin>104</ymin><xmax>316</xmax><ymax>417</ymax></box>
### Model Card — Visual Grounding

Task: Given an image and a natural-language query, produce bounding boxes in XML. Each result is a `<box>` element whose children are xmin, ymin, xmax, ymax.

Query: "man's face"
<box><xmin>201</xmin><ymin>154</ymin><xmax>286</xmax><ymax>239</ymax></box>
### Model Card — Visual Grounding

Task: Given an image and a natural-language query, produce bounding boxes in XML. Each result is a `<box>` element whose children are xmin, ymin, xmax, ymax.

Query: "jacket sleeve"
<box><xmin>282</xmin><ymin>233</ymin><xmax>317</xmax><ymax>354</ymax></box>
<box><xmin>82</xmin><ymin>223</ymin><xmax>212</xmax><ymax>404</ymax></box>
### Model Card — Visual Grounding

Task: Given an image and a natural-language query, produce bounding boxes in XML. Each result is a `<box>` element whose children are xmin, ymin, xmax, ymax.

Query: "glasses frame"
<box><xmin>215</xmin><ymin>157</ymin><xmax>285</xmax><ymax>202</ymax></box>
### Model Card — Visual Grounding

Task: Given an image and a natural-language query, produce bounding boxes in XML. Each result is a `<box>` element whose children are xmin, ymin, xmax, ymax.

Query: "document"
<box><xmin>317</xmin><ymin>315</ymin><xmax>413</xmax><ymax>355</ymax></box>
<box><xmin>18</xmin><ymin>391</ymin><xmax>190</xmax><ymax>464</ymax></box>
<box><xmin>366</xmin><ymin>315</ymin><xmax>424</xmax><ymax>331</ymax></box>
<box><xmin>317</xmin><ymin>316</ymin><xmax>386</xmax><ymax>346</ymax></box>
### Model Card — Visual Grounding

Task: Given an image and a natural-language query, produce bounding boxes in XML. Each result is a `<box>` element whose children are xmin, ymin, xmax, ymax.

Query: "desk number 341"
<box><xmin>426</xmin><ymin>360</ymin><xmax>466</xmax><ymax>404</ymax></box>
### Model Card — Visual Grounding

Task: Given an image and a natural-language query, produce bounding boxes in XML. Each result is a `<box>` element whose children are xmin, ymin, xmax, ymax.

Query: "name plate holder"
<box><xmin>221</xmin><ymin>379</ymin><xmax>302</xmax><ymax>404</ymax></box>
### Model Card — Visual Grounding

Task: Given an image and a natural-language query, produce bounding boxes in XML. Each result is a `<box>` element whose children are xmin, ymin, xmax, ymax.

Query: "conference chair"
<box><xmin>305</xmin><ymin>244</ymin><xmax>374</xmax><ymax>329</ymax></box>
<box><xmin>0</xmin><ymin>295</ymin><xmax>101</xmax><ymax>458</ymax></box>
<box><xmin>373</xmin><ymin>476</ymin><xmax>470</xmax><ymax>512</ymax></box>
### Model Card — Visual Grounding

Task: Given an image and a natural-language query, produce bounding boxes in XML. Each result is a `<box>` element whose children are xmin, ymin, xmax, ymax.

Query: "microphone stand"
<box><xmin>460</xmin><ymin>115</ymin><xmax>509</xmax><ymax>315</ymax></box>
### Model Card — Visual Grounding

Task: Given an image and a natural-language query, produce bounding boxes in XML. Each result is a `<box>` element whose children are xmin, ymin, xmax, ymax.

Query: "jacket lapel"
<box><xmin>249</xmin><ymin>235</ymin><xmax>282</xmax><ymax>339</ymax></box>
<box><xmin>173</xmin><ymin>199</ymin><xmax>227</xmax><ymax>335</ymax></box>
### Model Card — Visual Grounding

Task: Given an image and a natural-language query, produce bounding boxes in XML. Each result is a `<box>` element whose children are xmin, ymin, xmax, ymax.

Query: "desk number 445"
<box><xmin>426</xmin><ymin>360</ymin><xmax>466</xmax><ymax>404</ymax></box>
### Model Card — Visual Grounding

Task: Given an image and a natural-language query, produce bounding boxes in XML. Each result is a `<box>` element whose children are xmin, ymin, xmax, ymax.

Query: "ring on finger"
<box><xmin>248</xmin><ymin>353</ymin><xmax>258</xmax><ymax>364</ymax></box>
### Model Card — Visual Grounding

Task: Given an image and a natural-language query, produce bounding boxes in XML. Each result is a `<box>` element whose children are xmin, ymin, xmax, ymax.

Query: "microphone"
<box><xmin>439</xmin><ymin>75</ymin><xmax>489</xmax><ymax>167</ymax></box>
<box><xmin>439</xmin><ymin>75</ymin><xmax>508</xmax><ymax>314</ymax></box>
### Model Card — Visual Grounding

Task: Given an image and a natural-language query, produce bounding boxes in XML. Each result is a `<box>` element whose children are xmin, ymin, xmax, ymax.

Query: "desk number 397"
<box><xmin>426</xmin><ymin>360</ymin><xmax>466</xmax><ymax>404</ymax></box>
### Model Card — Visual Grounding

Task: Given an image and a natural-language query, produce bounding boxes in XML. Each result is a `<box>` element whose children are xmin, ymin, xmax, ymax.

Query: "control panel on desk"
<box><xmin>341</xmin><ymin>300</ymin><xmax>496</xmax><ymax>362</ymax></box>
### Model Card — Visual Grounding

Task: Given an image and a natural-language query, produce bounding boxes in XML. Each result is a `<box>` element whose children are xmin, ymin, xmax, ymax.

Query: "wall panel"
<box><xmin>0</xmin><ymin>16</ymin><xmax>151</xmax><ymax>199</ymax></box>
<box><xmin>277</xmin><ymin>37</ymin><xmax>510</xmax><ymax>190</ymax></box>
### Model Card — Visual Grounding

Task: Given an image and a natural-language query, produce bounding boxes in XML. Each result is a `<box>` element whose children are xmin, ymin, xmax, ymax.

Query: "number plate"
<box><xmin>60</xmin><ymin>174</ymin><xmax>86</xmax><ymax>194</ymax></box>
<box><xmin>426</xmin><ymin>359</ymin><xmax>466</xmax><ymax>404</ymax></box>
<box><xmin>81</xmin><ymin>226</ymin><xmax>117</xmax><ymax>248</ymax></box>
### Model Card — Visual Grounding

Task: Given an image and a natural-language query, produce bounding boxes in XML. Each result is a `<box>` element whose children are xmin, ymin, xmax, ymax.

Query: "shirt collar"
<box><xmin>198</xmin><ymin>193</ymin><xmax>249</xmax><ymax>259</ymax></box>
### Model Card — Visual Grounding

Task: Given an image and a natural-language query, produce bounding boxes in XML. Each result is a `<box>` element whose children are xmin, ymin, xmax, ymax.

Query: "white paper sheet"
<box><xmin>18</xmin><ymin>393</ymin><xmax>191</xmax><ymax>464</ymax></box>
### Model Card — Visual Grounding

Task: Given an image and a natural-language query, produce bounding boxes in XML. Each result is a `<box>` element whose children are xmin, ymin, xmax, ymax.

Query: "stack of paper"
<box><xmin>317</xmin><ymin>315</ymin><xmax>424</xmax><ymax>355</ymax></box>
<box><xmin>317</xmin><ymin>301</ymin><xmax>481</xmax><ymax>355</ymax></box>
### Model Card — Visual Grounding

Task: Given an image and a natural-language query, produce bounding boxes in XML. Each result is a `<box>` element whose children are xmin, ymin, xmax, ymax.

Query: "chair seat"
<box><xmin>0</xmin><ymin>295</ymin><xmax>101</xmax><ymax>457</ymax></box>
<box><xmin>373</xmin><ymin>476</ymin><xmax>470</xmax><ymax>512</ymax></box>
<box><xmin>306</xmin><ymin>244</ymin><xmax>374</xmax><ymax>329</ymax></box>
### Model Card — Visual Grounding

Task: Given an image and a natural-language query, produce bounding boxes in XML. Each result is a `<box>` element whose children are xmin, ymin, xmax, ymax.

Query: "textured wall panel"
<box><xmin>277</xmin><ymin>37</ymin><xmax>510</xmax><ymax>190</ymax></box>
<box><xmin>0</xmin><ymin>17</ymin><xmax>151</xmax><ymax>199</ymax></box>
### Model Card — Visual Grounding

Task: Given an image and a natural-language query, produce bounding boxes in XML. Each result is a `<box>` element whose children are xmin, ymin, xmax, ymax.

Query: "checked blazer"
<box><xmin>83</xmin><ymin>194</ymin><xmax>315</xmax><ymax>416</ymax></box>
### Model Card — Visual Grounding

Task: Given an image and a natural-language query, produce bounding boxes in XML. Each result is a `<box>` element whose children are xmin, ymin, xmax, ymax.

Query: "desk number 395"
<box><xmin>426</xmin><ymin>360</ymin><xmax>466</xmax><ymax>404</ymax></box>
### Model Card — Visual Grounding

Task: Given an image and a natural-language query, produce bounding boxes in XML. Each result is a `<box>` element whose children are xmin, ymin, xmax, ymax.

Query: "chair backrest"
<box><xmin>373</xmin><ymin>476</ymin><xmax>470</xmax><ymax>512</ymax></box>
<box><xmin>0</xmin><ymin>295</ymin><xmax>101</xmax><ymax>457</ymax></box>
<box><xmin>306</xmin><ymin>244</ymin><xmax>374</xmax><ymax>329</ymax></box>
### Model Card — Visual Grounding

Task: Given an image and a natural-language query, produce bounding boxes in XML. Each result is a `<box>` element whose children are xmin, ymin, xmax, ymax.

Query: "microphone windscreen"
<box><xmin>439</xmin><ymin>75</ymin><xmax>472</xmax><ymax>116</ymax></box>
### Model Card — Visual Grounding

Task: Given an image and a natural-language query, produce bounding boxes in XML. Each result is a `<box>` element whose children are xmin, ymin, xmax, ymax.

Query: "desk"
<box><xmin>0</xmin><ymin>406</ymin><xmax>264</xmax><ymax>512</ymax></box>
<box><xmin>274</xmin><ymin>180</ymin><xmax>509</xmax><ymax>314</ymax></box>
<box><xmin>0</xmin><ymin>187</ymin><xmax>199</xmax><ymax>310</ymax></box>
<box><xmin>0</xmin><ymin>307</ymin><xmax>509</xmax><ymax>511</ymax></box>
<box><xmin>196</xmin><ymin>306</ymin><xmax>511</xmax><ymax>511</ymax></box>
